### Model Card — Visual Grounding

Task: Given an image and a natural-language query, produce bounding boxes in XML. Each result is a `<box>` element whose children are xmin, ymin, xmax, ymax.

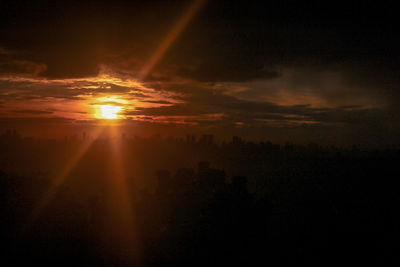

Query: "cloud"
<box><xmin>0</xmin><ymin>116</ymin><xmax>73</xmax><ymax>124</ymax></box>
<box><xmin>0</xmin><ymin>48</ymin><xmax>46</xmax><ymax>77</ymax></box>
<box><xmin>1</xmin><ymin>1</ymin><xmax>400</xmax><ymax>145</ymax></box>
<box><xmin>11</xmin><ymin>109</ymin><xmax>53</xmax><ymax>115</ymax></box>
<box><xmin>123</xmin><ymin>81</ymin><xmax>389</xmax><ymax>130</ymax></box>
<box><xmin>0</xmin><ymin>75</ymin><xmax>177</xmax><ymax>101</ymax></box>
<box><xmin>0</xmin><ymin>74</ymin><xmax>184</xmax><ymax>121</ymax></box>
<box><xmin>177</xmin><ymin>62</ymin><xmax>280</xmax><ymax>82</ymax></box>
<box><xmin>206</xmin><ymin>65</ymin><xmax>390</xmax><ymax>116</ymax></box>
<box><xmin>141</xmin><ymin>100</ymin><xmax>174</xmax><ymax>105</ymax></box>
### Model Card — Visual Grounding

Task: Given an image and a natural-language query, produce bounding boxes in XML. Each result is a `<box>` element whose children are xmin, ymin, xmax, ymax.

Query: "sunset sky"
<box><xmin>1</xmin><ymin>0</ymin><xmax>399</xmax><ymax>146</ymax></box>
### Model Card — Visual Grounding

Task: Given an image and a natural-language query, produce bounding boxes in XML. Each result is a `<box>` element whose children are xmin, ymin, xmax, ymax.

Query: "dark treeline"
<box><xmin>1</xmin><ymin>130</ymin><xmax>400</xmax><ymax>265</ymax></box>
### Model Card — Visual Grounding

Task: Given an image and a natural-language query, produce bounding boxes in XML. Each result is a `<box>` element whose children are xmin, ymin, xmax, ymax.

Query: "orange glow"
<box><xmin>93</xmin><ymin>95</ymin><xmax>129</xmax><ymax>120</ymax></box>
<box><xmin>0</xmin><ymin>75</ymin><xmax>183</xmax><ymax>124</ymax></box>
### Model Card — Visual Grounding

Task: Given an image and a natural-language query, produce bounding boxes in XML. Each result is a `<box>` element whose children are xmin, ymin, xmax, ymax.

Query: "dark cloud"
<box><xmin>0</xmin><ymin>116</ymin><xmax>73</xmax><ymax>124</ymax></box>
<box><xmin>141</xmin><ymin>100</ymin><xmax>174</xmax><ymax>105</ymax></box>
<box><xmin>0</xmin><ymin>0</ymin><xmax>397</xmax><ymax>81</ymax></box>
<box><xmin>128</xmin><ymin>92</ymin><xmax>150</xmax><ymax>98</ymax></box>
<box><xmin>0</xmin><ymin>48</ymin><xmax>46</xmax><ymax>76</ymax></box>
<box><xmin>0</xmin><ymin>59</ymin><xmax>46</xmax><ymax>77</ymax></box>
<box><xmin>163</xmin><ymin>1</ymin><xmax>400</xmax><ymax>83</ymax></box>
<box><xmin>11</xmin><ymin>109</ymin><xmax>53</xmax><ymax>115</ymax></box>
<box><xmin>125</xmin><ymin>84</ymin><xmax>393</xmax><ymax>132</ymax></box>
<box><xmin>78</xmin><ymin>84</ymin><xmax>133</xmax><ymax>94</ymax></box>
<box><xmin>0</xmin><ymin>0</ymin><xmax>191</xmax><ymax>78</ymax></box>
<box><xmin>177</xmin><ymin>61</ymin><xmax>280</xmax><ymax>82</ymax></box>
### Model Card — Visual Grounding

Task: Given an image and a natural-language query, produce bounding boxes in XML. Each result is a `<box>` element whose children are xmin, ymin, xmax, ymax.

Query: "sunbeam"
<box><xmin>20</xmin><ymin>126</ymin><xmax>106</xmax><ymax>235</ymax></box>
<box><xmin>100</xmin><ymin>125</ymin><xmax>141</xmax><ymax>264</ymax></box>
<box><xmin>138</xmin><ymin>0</ymin><xmax>206</xmax><ymax>80</ymax></box>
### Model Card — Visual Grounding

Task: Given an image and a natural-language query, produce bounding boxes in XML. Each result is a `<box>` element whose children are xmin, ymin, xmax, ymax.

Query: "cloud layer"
<box><xmin>1</xmin><ymin>0</ymin><xmax>399</xmax><ymax>146</ymax></box>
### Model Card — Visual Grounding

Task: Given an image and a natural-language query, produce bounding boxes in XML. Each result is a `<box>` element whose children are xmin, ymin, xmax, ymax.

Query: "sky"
<box><xmin>1</xmin><ymin>0</ymin><xmax>399</xmax><ymax>146</ymax></box>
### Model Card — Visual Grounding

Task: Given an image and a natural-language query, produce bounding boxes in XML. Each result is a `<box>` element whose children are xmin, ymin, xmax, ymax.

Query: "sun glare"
<box><xmin>100</xmin><ymin>105</ymin><xmax>122</xmax><ymax>119</ymax></box>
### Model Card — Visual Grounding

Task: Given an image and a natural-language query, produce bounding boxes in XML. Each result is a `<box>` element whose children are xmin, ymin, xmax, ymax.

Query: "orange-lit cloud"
<box><xmin>0</xmin><ymin>74</ymin><xmax>184</xmax><ymax>122</ymax></box>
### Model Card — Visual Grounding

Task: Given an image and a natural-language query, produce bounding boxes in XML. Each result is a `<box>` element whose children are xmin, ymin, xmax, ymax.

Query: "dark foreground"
<box><xmin>1</xmin><ymin>133</ymin><xmax>399</xmax><ymax>265</ymax></box>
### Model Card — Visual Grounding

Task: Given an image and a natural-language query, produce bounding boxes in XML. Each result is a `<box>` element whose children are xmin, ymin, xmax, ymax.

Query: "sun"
<box><xmin>99</xmin><ymin>105</ymin><xmax>122</xmax><ymax>119</ymax></box>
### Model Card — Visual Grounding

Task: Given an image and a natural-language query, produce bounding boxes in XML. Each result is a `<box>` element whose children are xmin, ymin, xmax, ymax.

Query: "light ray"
<box><xmin>138</xmin><ymin>0</ymin><xmax>206</xmax><ymax>80</ymax></box>
<box><xmin>21</xmin><ymin>126</ymin><xmax>105</xmax><ymax>234</ymax></box>
<box><xmin>103</xmin><ymin>125</ymin><xmax>141</xmax><ymax>264</ymax></box>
